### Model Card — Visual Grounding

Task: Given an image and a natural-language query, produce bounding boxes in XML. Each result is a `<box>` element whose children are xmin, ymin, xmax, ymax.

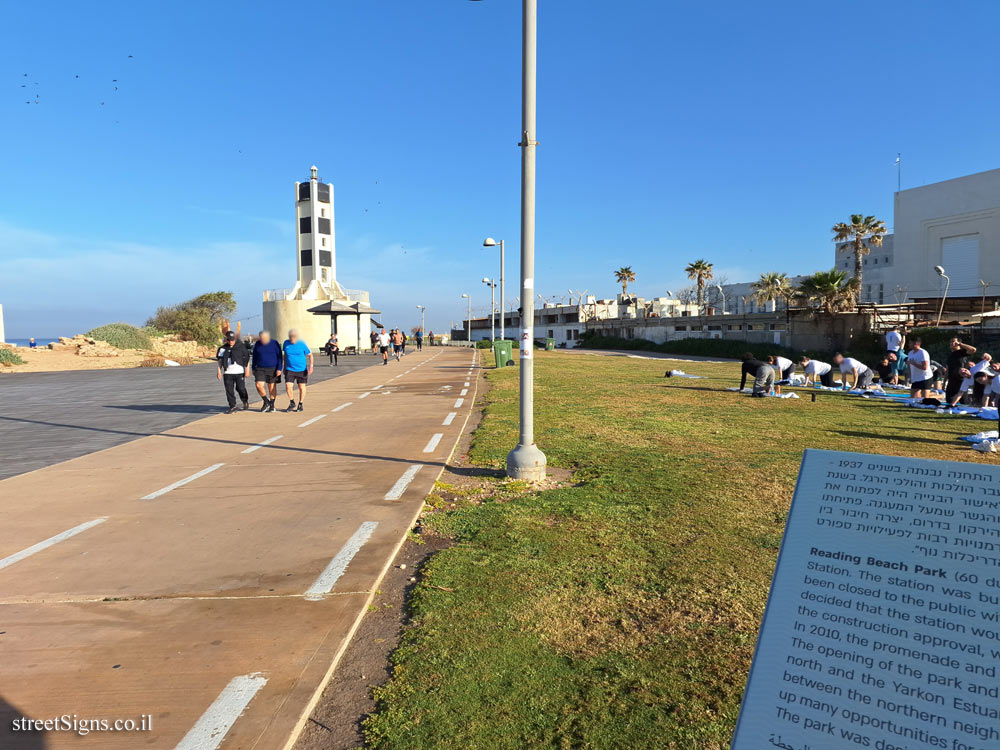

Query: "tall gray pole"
<box><xmin>467</xmin><ymin>296</ymin><xmax>472</xmax><ymax>343</ymax></box>
<box><xmin>499</xmin><ymin>239</ymin><xmax>505</xmax><ymax>340</ymax></box>
<box><xmin>506</xmin><ymin>0</ymin><xmax>546</xmax><ymax>480</ymax></box>
<box><xmin>490</xmin><ymin>282</ymin><xmax>496</xmax><ymax>342</ymax></box>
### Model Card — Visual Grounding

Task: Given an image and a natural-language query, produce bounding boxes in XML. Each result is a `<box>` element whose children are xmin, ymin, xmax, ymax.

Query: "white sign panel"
<box><xmin>733</xmin><ymin>449</ymin><xmax>1000</xmax><ymax>750</ymax></box>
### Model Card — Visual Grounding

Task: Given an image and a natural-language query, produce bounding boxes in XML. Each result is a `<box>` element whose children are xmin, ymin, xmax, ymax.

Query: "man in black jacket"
<box><xmin>217</xmin><ymin>330</ymin><xmax>250</xmax><ymax>413</ymax></box>
<box><xmin>739</xmin><ymin>352</ymin><xmax>774</xmax><ymax>397</ymax></box>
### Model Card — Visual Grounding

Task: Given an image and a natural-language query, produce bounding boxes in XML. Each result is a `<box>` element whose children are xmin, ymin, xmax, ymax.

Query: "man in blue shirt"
<box><xmin>251</xmin><ymin>331</ymin><xmax>283</xmax><ymax>412</ymax></box>
<box><xmin>282</xmin><ymin>329</ymin><xmax>313</xmax><ymax>412</ymax></box>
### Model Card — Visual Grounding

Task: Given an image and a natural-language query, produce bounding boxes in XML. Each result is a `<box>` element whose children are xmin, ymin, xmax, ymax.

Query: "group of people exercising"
<box><xmin>738</xmin><ymin>328</ymin><xmax>1000</xmax><ymax>407</ymax></box>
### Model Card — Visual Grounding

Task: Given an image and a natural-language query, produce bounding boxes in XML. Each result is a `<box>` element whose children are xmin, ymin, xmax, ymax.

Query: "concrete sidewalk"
<box><xmin>0</xmin><ymin>347</ymin><xmax>479</xmax><ymax>749</ymax></box>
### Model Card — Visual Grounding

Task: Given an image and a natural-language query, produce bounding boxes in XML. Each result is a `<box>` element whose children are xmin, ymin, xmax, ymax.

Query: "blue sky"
<box><xmin>2</xmin><ymin>1</ymin><xmax>999</xmax><ymax>338</ymax></box>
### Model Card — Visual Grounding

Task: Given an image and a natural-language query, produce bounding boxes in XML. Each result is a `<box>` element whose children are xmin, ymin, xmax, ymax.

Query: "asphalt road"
<box><xmin>0</xmin><ymin>355</ymin><xmax>379</xmax><ymax>480</ymax></box>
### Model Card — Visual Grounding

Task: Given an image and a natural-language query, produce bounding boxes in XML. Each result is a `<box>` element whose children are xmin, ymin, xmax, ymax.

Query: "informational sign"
<box><xmin>733</xmin><ymin>449</ymin><xmax>1000</xmax><ymax>750</ymax></box>
<box><xmin>520</xmin><ymin>330</ymin><xmax>532</xmax><ymax>358</ymax></box>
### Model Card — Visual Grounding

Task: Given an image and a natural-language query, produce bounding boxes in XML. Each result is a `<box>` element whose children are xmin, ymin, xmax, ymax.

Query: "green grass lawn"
<box><xmin>364</xmin><ymin>352</ymin><xmax>995</xmax><ymax>750</ymax></box>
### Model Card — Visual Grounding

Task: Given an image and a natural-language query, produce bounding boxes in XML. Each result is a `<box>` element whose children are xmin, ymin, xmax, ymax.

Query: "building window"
<box><xmin>300</xmin><ymin>249</ymin><xmax>313</xmax><ymax>266</ymax></box>
<box><xmin>770</xmin><ymin>324</ymin><xmax>786</xmax><ymax>331</ymax></box>
<box><xmin>318</xmin><ymin>250</ymin><xmax>332</xmax><ymax>267</ymax></box>
<box><xmin>318</xmin><ymin>217</ymin><xmax>331</xmax><ymax>235</ymax></box>
<box><xmin>727</xmin><ymin>324</ymin><xmax>742</xmax><ymax>331</ymax></box>
<box><xmin>873</xmin><ymin>258</ymin><xmax>878</xmax><ymax>264</ymax></box>
<box><xmin>708</xmin><ymin>325</ymin><xmax>722</xmax><ymax>331</ymax></box>
<box><xmin>547</xmin><ymin>330</ymin><xmax>553</xmax><ymax>338</ymax></box>
<box><xmin>675</xmin><ymin>325</ymin><xmax>687</xmax><ymax>331</ymax></box>
<box><xmin>299</xmin><ymin>216</ymin><xmax>311</xmax><ymax>234</ymax></box>
<box><xmin>298</xmin><ymin>183</ymin><xmax>310</xmax><ymax>201</ymax></box>
<box><xmin>317</xmin><ymin>183</ymin><xmax>330</xmax><ymax>203</ymax></box>
<box><xmin>690</xmin><ymin>325</ymin><xmax>703</xmax><ymax>331</ymax></box>
<box><xmin>321</xmin><ymin>237</ymin><xmax>326</xmax><ymax>246</ymax></box>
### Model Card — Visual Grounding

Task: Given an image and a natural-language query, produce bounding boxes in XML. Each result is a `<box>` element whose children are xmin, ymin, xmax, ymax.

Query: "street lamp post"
<box><xmin>934</xmin><ymin>266</ymin><xmax>950</xmax><ymax>328</ymax></box>
<box><xmin>715</xmin><ymin>284</ymin><xmax>726</xmax><ymax>315</ymax></box>
<box><xmin>483</xmin><ymin>238</ymin><xmax>505</xmax><ymax>340</ymax></box>
<box><xmin>482</xmin><ymin>278</ymin><xmax>496</xmax><ymax>341</ymax></box>
<box><xmin>461</xmin><ymin>293</ymin><xmax>472</xmax><ymax>344</ymax></box>
<box><xmin>416</xmin><ymin>305</ymin><xmax>426</xmax><ymax>338</ymax></box>
<box><xmin>505</xmin><ymin>0</ymin><xmax>546</xmax><ymax>481</ymax></box>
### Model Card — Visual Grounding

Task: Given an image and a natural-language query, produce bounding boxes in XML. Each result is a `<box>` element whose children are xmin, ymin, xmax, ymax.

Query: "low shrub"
<box><xmin>139</xmin><ymin>355</ymin><xmax>166</xmax><ymax>367</ymax></box>
<box><xmin>86</xmin><ymin>323</ymin><xmax>152</xmax><ymax>351</ymax></box>
<box><xmin>475</xmin><ymin>340</ymin><xmax>493</xmax><ymax>349</ymax></box>
<box><xmin>0</xmin><ymin>348</ymin><xmax>25</xmax><ymax>366</ymax></box>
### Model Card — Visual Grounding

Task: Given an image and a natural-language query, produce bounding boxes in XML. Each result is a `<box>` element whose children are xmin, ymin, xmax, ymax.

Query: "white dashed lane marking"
<box><xmin>453</xmin><ymin>398</ymin><xmax>464</xmax><ymax>408</ymax></box>
<box><xmin>442</xmin><ymin>412</ymin><xmax>456</xmax><ymax>426</ymax></box>
<box><xmin>175</xmin><ymin>673</ymin><xmax>268</xmax><ymax>750</ymax></box>
<box><xmin>423</xmin><ymin>434</ymin><xmax>443</xmax><ymax>453</ymax></box>
<box><xmin>0</xmin><ymin>517</ymin><xmax>108</xmax><ymax>571</ymax></box>
<box><xmin>384</xmin><ymin>464</ymin><xmax>423</xmax><ymax>501</ymax></box>
<box><xmin>298</xmin><ymin>414</ymin><xmax>326</xmax><ymax>428</ymax></box>
<box><xmin>141</xmin><ymin>464</ymin><xmax>225</xmax><ymax>501</ymax></box>
<box><xmin>242</xmin><ymin>435</ymin><xmax>282</xmax><ymax>454</ymax></box>
<box><xmin>304</xmin><ymin>521</ymin><xmax>379</xmax><ymax>600</ymax></box>
<box><xmin>331</xmin><ymin>402</ymin><xmax>352</xmax><ymax>412</ymax></box>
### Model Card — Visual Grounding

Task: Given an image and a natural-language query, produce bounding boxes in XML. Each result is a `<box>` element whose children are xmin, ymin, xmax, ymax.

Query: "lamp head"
<box><xmin>482</xmin><ymin>277</ymin><xmax>490</xmax><ymax>284</ymax></box>
<box><xmin>461</xmin><ymin>293</ymin><xmax>469</xmax><ymax>299</ymax></box>
<box><xmin>935</xmin><ymin>265</ymin><xmax>946</xmax><ymax>277</ymax></box>
<box><xmin>483</xmin><ymin>237</ymin><xmax>497</xmax><ymax>247</ymax></box>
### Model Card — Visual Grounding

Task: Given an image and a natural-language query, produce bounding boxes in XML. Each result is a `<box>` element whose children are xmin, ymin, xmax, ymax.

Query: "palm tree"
<box><xmin>798</xmin><ymin>269</ymin><xmax>859</xmax><ymax>314</ymax></box>
<box><xmin>832</xmin><ymin>214</ymin><xmax>887</xmax><ymax>301</ymax></box>
<box><xmin>614</xmin><ymin>266</ymin><xmax>636</xmax><ymax>296</ymax></box>
<box><xmin>751</xmin><ymin>272</ymin><xmax>792</xmax><ymax>312</ymax></box>
<box><xmin>684</xmin><ymin>259</ymin><xmax>714</xmax><ymax>310</ymax></box>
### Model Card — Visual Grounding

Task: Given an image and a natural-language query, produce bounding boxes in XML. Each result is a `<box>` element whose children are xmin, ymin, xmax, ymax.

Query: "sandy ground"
<box><xmin>1</xmin><ymin>347</ymin><xmax>214</xmax><ymax>374</ymax></box>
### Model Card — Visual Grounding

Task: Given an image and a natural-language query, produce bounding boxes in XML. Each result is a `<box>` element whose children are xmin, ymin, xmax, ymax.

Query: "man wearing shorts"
<box><xmin>282</xmin><ymin>329</ymin><xmax>313</xmax><ymax>412</ymax></box>
<box><xmin>391</xmin><ymin>329</ymin><xmax>403</xmax><ymax>361</ymax></box>
<box><xmin>378</xmin><ymin>327</ymin><xmax>391</xmax><ymax>365</ymax></box>
<box><xmin>906</xmin><ymin>337</ymin><xmax>933</xmax><ymax>400</ymax></box>
<box><xmin>415</xmin><ymin>329</ymin><xmax>423</xmax><ymax>351</ymax></box>
<box><xmin>251</xmin><ymin>330</ymin><xmax>283</xmax><ymax>412</ymax></box>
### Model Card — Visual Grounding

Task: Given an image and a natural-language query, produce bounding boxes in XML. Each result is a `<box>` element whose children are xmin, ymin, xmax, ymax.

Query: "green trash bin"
<box><xmin>492</xmin><ymin>340</ymin><xmax>514</xmax><ymax>368</ymax></box>
<box><xmin>545</xmin><ymin>337</ymin><xmax>555</xmax><ymax>351</ymax></box>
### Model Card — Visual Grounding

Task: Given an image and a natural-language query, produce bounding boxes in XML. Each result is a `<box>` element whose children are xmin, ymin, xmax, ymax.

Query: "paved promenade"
<box><xmin>0</xmin><ymin>347</ymin><xmax>478</xmax><ymax>749</ymax></box>
<box><xmin>0</xmin><ymin>356</ymin><xmax>379</xmax><ymax>481</ymax></box>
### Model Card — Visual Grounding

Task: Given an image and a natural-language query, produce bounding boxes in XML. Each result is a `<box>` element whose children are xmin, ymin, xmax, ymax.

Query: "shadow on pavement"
<box><xmin>105</xmin><ymin>404</ymin><xmax>225</xmax><ymax>414</ymax></box>
<box><xmin>0</xmin><ymin>415</ymin><xmax>447</xmax><ymax>467</ymax></box>
<box><xmin>0</xmin><ymin>697</ymin><xmax>47</xmax><ymax>749</ymax></box>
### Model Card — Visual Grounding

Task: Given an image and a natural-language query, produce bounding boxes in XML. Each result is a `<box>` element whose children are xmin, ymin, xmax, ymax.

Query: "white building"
<box><xmin>262</xmin><ymin>167</ymin><xmax>376</xmax><ymax>351</ymax></box>
<box><xmin>835</xmin><ymin>235</ymin><xmax>896</xmax><ymax>304</ymax></box>
<box><xmin>833</xmin><ymin>167</ymin><xmax>1000</xmax><ymax>309</ymax></box>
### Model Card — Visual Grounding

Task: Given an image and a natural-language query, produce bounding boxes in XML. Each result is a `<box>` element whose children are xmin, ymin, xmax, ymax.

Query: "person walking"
<box><xmin>217</xmin><ymin>330</ymin><xmax>250</xmax><ymax>413</ymax></box>
<box><xmin>324</xmin><ymin>333</ymin><xmax>339</xmax><ymax>366</ymax></box>
<box><xmin>282</xmin><ymin>329</ymin><xmax>313</xmax><ymax>412</ymax></box>
<box><xmin>400</xmin><ymin>330</ymin><xmax>408</xmax><ymax>356</ymax></box>
<box><xmin>415</xmin><ymin>329</ymin><xmax>423</xmax><ymax>351</ymax></box>
<box><xmin>377</xmin><ymin>327</ymin><xmax>391</xmax><ymax>365</ymax></box>
<box><xmin>428</xmin><ymin>331</ymin><xmax>435</xmax><ymax>347</ymax></box>
<box><xmin>391</xmin><ymin>329</ymin><xmax>403</xmax><ymax>361</ymax></box>
<box><xmin>739</xmin><ymin>353</ymin><xmax>774</xmax><ymax>397</ymax></box>
<box><xmin>251</xmin><ymin>331</ymin><xmax>283</xmax><ymax>412</ymax></box>
<box><xmin>370</xmin><ymin>330</ymin><xmax>379</xmax><ymax>356</ymax></box>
